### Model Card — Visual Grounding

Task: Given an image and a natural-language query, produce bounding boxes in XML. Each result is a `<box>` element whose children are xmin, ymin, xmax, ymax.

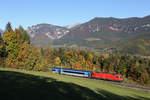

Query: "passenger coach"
<box><xmin>51</xmin><ymin>67</ymin><xmax>91</xmax><ymax>77</ymax></box>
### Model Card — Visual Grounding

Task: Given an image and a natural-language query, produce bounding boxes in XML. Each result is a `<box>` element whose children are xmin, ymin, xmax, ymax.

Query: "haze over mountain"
<box><xmin>0</xmin><ymin>29</ymin><xmax>3</xmax><ymax>34</ymax></box>
<box><xmin>65</xmin><ymin>23</ymin><xmax>82</xmax><ymax>30</ymax></box>
<box><xmin>27</xmin><ymin>15</ymin><xmax>150</xmax><ymax>55</ymax></box>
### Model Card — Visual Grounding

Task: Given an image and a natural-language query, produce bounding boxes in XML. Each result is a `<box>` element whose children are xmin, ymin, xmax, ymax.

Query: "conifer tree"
<box><xmin>0</xmin><ymin>32</ymin><xmax>3</xmax><ymax>56</ymax></box>
<box><xmin>19</xmin><ymin>25</ymin><xmax>30</xmax><ymax>44</ymax></box>
<box><xmin>5</xmin><ymin>22</ymin><xmax>12</xmax><ymax>32</ymax></box>
<box><xmin>0</xmin><ymin>32</ymin><xmax>6</xmax><ymax>57</ymax></box>
<box><xmin>0</xmin><ymin>32</ymin><xmax>2</xmax><ymax>42</ymax></box>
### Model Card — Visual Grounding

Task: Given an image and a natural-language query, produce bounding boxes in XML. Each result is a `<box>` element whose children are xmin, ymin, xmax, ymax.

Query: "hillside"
<box><xmin>118</xmin><ymin>32</ymin><xmax>150</xmax><ymax>55</ymax></box>
<box><xmin>0</xmin><ymin>68</ymin><xmax>150</xmax><ymax>100</ymax></box>
<box><xmin>53</xmin><ymin>15</ymin><xmax>150</xmax><ymax>54</ymax></box>
<box><xmin>26</xmin><ymin>15</ymin><xmax>150</xmax><ymax>55</ymax></box>
<box><xmin>27</xmin><ymin>24</ymin><xmax>70</xmax><ymax>48</ymax></box>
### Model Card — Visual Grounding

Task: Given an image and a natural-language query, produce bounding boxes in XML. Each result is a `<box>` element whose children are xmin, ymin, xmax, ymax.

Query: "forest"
<box><xmin>0</xmin><ymin>22</ymin><xmax>150</xmax><ymax>86</ymax></box>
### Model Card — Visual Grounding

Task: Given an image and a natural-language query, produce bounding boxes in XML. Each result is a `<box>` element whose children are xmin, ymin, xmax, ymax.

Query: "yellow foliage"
<box><xmin>54</xmin><ymin>57</ymin><xmax>61</xmax><ymax>65</ymax></box>
<box><xmin>135</xmin><ymin>61</ymin><xmax>140</xmax><ymax>68</ymax></box>
<box><xmin>103</xmin><ymin>54</ymin><xmax>109</xmax><ymax>59</ymax></box>
<box><xmin>92</xmin><ymin>66</ymin><xmax>96</xmax><ymax>71</ymax></box>
<box><xmin>79</xmin><ymin>55</ymin><xmax>85</xmax><ymax>63</ymax></box>
<box><xmin>74</xmin><ymin>62</ymin><xmax>82</xmax><ymax>70</ymax></box>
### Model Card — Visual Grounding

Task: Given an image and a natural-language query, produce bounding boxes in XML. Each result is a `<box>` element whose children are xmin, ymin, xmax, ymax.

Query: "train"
<box><xmin>51</xmin><ymin>67</ymin><xmax>123</xmax><ymax>82</ymax></box>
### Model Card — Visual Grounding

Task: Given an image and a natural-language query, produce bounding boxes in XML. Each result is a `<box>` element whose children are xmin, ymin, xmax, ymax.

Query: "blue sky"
<box><xmin>0</xmin><ymin>0</ymin><xmax>150</xmax><ymax>29</ymax></box>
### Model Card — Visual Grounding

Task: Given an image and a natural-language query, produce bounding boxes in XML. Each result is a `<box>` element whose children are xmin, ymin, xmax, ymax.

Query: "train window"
<box><xmin>52</xmin><ymin>69</ymin><xmax>56</xmax><ymax>71</ymax></box>
<box><xmin>63</xmin><ymin>70</ymin><xmax>84</xmax><ymax>75</ymax></box>
<box><xmin>120</xmin><ymin>75</ymin><xmax>123</xmax><ymax>78</ymax></box>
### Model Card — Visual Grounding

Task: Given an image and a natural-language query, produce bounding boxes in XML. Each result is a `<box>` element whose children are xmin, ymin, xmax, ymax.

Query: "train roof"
<box><xmin>51</xmin><ymin>67</ymin><xmax>92</xmax><ymax>73</ymax></box>
<box><xmin>93</xmin><ymin>72</ymin><xmax>122</xmax><ymax>75</ymax></box>
<box><xmin>51</xmin><ymin>67</ymin><xmax>122</xmax><ymax>75</ymax></box>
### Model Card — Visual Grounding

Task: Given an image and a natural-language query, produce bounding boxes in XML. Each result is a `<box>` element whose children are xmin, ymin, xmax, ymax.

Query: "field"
<box><xmin>85</xmin><ymin>37</ymin><xmax>101</xmax><ymax>41</ymax></box>
<box><xmin>0</xmin><ymin>68</ymin><xmax>150</xmax><ymax>100</ymax></box>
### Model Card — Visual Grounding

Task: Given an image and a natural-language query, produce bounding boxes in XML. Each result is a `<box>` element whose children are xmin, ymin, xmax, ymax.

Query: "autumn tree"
<box><xmin>3</xmin><ymin>29</ymin><xmax>22</xmax><ymax>67</ymax></box>
<box><xmin>17</xmin><ymin>42</ymin><xmax>31</xmax><ymax>68</ymax></box>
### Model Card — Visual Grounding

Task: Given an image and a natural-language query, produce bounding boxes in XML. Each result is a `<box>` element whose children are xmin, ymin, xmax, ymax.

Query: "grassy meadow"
<box><xmin>0</xmin><ymin>68</ymin><xmax>150</xmax><ymax>100</ymax></box>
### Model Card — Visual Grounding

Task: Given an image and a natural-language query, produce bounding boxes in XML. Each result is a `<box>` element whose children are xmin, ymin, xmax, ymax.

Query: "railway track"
<box><xmin>113</xmin><ymin>82</ymin><xmax>150</xmax><ymax>91</ymax></box>
<box><xmin>54</xmin><ymin>71</ymin><xmax>150</xmax><ymax>91</ymax></box>
<box><xmin>87</xmin><ymin>77</ymin><xmax>150</xmax><ymax>92</ymax></box>
<box><xmin>71</xmin><ymin>75</ymin><xmax>150</xmax><ymax>92</ymax></box>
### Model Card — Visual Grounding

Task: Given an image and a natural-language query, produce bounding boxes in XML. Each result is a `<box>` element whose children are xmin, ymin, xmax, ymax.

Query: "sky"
<box><xmin>0</xmin><ymin>0</ymin><xmax>150</xmax><ymax>30</ymax></box>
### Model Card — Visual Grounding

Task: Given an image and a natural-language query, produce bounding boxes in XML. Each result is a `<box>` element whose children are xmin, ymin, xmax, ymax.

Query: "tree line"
<box><xmin>0</xmin><ymin>22</ymin><xmax>150</xmax><ymax>85</ymax></box>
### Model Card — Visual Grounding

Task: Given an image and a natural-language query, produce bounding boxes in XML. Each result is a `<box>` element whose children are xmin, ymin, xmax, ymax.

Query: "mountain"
<box><xmin>28</xmin><ymin>15</ymin><xmax>150</xmax><ymax>55</ymax></box>
<box><xmin>53</xmin><ymin>15</ymin><xmax>150</xmax><ymax>54</ymax></box>
<box><xmin>27</xmin><ymin>24</ymin><xmax>70</xmax><ymax>48</ymax></box>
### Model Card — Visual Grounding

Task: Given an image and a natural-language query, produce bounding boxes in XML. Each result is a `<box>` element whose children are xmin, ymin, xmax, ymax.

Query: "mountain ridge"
<box><xmin>27</xmin><ymin>23</ymin><xmax>70</xmax><ymax>47</ymax></box>
<box><xmin>27</xmin><ymin>15</ymin><xmax>150</xmax><ymax>55</ymax></box>
<box><xmin>53</xmin><ymin>15</ymin><xmax>150</xmax><ymax>55</ymax></box>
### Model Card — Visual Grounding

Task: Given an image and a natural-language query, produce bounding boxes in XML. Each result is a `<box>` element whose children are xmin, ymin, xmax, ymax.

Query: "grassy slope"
<box><xmin>0</xmin><ymin>68</ymin><xmax>150</xmax><ymax>100</ymax></box>
<box><xmin>118</xmin><ymin>32</ymin><xmax>150</xmax><ymax>55</ymax></box>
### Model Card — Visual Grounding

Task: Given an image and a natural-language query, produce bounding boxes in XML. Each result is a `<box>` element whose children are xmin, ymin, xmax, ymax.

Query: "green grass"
<box><xmin>0</xmin><ymin>68</ymin><xmax>150</xmax><ymax>100</ymax></box>
<box><xmin>85</xmin><ymin>37</ymin><xmax>101</xmax><ymax>41</ymax></box>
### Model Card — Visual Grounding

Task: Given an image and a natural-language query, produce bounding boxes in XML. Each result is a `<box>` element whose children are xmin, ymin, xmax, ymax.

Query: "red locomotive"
<box><xmin>92</xmin><ymin>72</ymin><xmax>123</xmax><ymax>82</ymax></box>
